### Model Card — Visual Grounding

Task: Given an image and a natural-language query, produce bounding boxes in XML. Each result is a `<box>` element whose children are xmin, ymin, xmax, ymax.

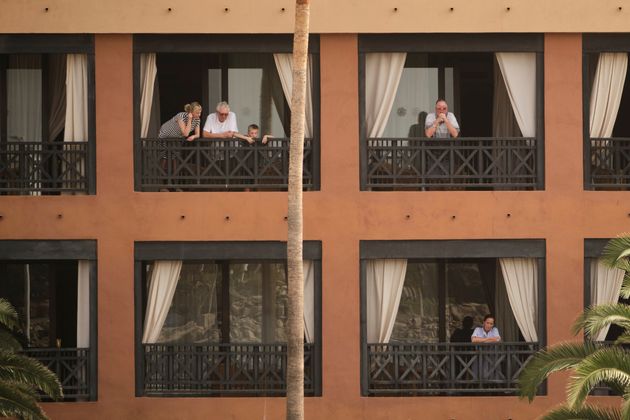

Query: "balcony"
<box><xmin>23</xmin><ymin>347</ymin><xmax>93</xmax><ymax>401</ymax></box>
<box><xmin>137</xmin><ymin>138</ymin><xmax>316</xmax><ymax>191</ymax></box>
<box><xmin>587</xmin><ymin>138</ymin><xmax>630</xmax><ymax>189</ymax></box>
<box><xmin>0</xmin><ymin>141</ymin><xmax>89</xmax><ymax>194</ymax></box>
<box><xmin>141</xmin><ymin>342</ymin><xmax>316</xmax><ymax>396</ymax></box>
<box><xmin>365</xmin><ymin>137</ymin><xmax>540</xmax><ymax>190</ymax></box>
<box><xmin>366</xmin><ymin>342</ymin><xmax>538</xmax><ymax>396</ymax></box>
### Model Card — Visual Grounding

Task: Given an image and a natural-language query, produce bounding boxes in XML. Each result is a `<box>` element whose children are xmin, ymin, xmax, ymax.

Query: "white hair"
<box><xmin>216</xmin><ymin>101</ymin><xmax>230</xmax><ymax>112</ymax></box>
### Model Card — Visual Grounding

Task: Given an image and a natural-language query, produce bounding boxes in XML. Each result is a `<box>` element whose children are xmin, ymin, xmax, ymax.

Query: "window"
<box><xmin>134</xmin><ymin>241</ymin><xmax>322</xmax><ymax>397</ymax></box>
<box><xmin>0</xmin><ymin>36</ymin><xmax>95</xmax><ymax>195</ymax></box>
<box><xmin>360</xmin><ymin>240</ymin><xmax>545</xmax><ymax>396</ymax></box>
<box><xmin>359</xmin><ymin>34</ymin><xmax>544</xmax><ymax>191</ymax></box>
<box><xmin>583</xmin><ymin>35</ymin><xmax>630</xmax><ymax>189</ymax></box>
<box><xmin>0</xmin><ymin>240</ymin><xmax>97</xmax><ymax>401</ymax></box>
<box><xmin>134</xmin><ymin>35</ymin><xmax>320</xmax><ymax>192</ymax></box>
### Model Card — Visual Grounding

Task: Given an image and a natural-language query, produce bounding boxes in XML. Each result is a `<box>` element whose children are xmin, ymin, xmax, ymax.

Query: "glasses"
<box><xmin>218</xmin><ymin>112</ymin><xmax>229</xmax><ymax>117</ymax></box>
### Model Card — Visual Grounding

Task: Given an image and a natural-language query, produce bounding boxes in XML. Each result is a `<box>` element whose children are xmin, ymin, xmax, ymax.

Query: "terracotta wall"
<box><xmin>0</xmin><ymin>33</ymin><xmax>626</xmax><ymax>419</ymax></box>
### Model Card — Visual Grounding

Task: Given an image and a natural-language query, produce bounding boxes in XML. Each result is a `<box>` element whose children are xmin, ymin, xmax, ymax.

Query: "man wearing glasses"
<box><xmin>202</xmin><ymin>101</ymin><xmax>239</xmax><ymax>139</ymax></box>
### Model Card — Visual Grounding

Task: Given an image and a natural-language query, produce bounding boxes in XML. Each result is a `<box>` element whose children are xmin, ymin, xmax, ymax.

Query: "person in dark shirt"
<box><xmin>450</xmin><ymin>316</ymin><xmax>474</xmax><ymax>343</ymax></box>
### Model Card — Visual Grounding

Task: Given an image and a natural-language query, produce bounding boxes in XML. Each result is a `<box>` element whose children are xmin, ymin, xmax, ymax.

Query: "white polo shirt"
<box><xmin>203</xmin><ymin>112</ymin><xmax>238</xmax><ymax>134</ymax></box>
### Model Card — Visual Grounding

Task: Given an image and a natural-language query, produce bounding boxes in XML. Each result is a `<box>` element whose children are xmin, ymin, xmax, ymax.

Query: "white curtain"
<box><xmin>65</xmin><ymin>54</ymin><xmax>88</xmax><ymax>142</ymax></box>
<box><xmin>495</xmin><ymin>265</ymin><xmax>520</xmax><ymax>342</ymax></box>
<box><xmin>142</xmin><ymin>261</ymin><xmax>183</xmax><ymax>344</ymax></box>
<box><xmin>366</xmin><ymin>259</ymin><xmax>408</xmax><ymax>343</ymax></box>
<box><xmin>590</xmin><ymin>52</ymin><xmax>628</xmax><ymax>138</ymax></box>
<box><xmin>492</xmin><ymin>58</ymin><xmax>521</xmax><ymax>138</ymax></box>
<box><xmin>77</xmin><ymin>260</ymin><xmax>91</xmax><ymax>348</ymax></box>
<box><xmin>590</xmin><ymin>258</ymin><xmax>625</xmax><ymax>341</ymax></box>
<box><xmin>365</xmin><ymin>53</ymin><xmax>407</xmax><ymax>138</ymax></box>
<box><xmin>495</xmin><ymin>53</ymin><xmax>537</xmax><ymax>138</ymax></box>
<box><xmin>48</xmin><ymin>54</ymin><xmax>67</xmax><ymax>141</ymax></box>
<box><xmin>273</xmin><ymin>53</ymin><xmax>314</xmax><ymax>138</ymax></box>
<box><xmin>499</xmin><ymin>258</ymin><xmax>538</xmax><ymax>342</ymax></box>
<box><xmin>303</xmin><ymin>260</ymin><xmax>315</xmax><ymax>344</ymax></box>
<box><xmin>140</xmin><ymin>53</ymin><xmax>157</xmax><ymax>138</ymax></box>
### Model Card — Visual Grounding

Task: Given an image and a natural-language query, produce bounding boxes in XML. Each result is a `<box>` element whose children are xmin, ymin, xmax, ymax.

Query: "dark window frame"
<box><xmin>359</xmin><ymin>239</ymin><xmax>547</xmax><ymax>397</ymax></box>
<box><xmin>132</xmin><ymin>35</ymin><xmax>321</xmax><ymax>191</ymax></box>
<box><xmin>0</xmin><ymin>239</ymin><xmax>98</xmax><ymax>401</ymax></box>
<box><xmin>0</xmin><ymin>35</ymin><xmax>96</xmax><ymax>194</ymax></box>
<box><xmin>358</xmin><ymin>34</ymin><xmax>545</xmax><ymax>191</ymax></box>
<box><xmin>133</xmin><ymin>240</ymin><xmax>322</xmax><ymax>397</ymax></box>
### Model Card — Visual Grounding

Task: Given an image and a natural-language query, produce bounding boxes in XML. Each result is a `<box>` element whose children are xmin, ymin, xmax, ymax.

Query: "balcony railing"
<box><xmin>142</xmin><ymin>342</ymin><xmax>317</xmax><ymax>396</ymax></box>
<box><xmin>0</xmin><ymin>141</ymin><xmax>89</xmax><ymax>194</ymax></box>
<box><xmin>23</xmin><ymin>347</ymin><xmax>93</xmax><ymax>401</ymax></box>
<box><xmin>137</xmin><ymin>138</ymin><xmax>316</xmax><ymax>191</ymax></box>
<box><xmin>365</xmin><ymin>342</ymin><xmax>539</xmax><ymax>396</ymax></box>
<box><xmin>365</xmin><ymin>137</ymin><xmax>539</xmax><ymax>190</ymax></box>
<box><xmin>588</xmin><ymin>138</ymin><xmax>630</xmax><ymax>189</ymax></box>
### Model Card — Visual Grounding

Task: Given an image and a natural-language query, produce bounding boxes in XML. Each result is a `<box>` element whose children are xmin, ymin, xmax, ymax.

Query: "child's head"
<box><xmin>247</xmin><ymin>124</ymin><xmax>259</xmax><ymax>138</ymax></box>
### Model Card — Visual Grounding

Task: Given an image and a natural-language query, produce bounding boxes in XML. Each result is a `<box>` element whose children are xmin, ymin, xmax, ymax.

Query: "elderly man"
<box><xmin>202</xmin><ymin>101</ymin><xmax>238</xmax><ymax>139</ymax></box>
<box><xmin>424</xmin><ymin>99</ymin><xmax>460</xmax><ymax>138</ymax></box>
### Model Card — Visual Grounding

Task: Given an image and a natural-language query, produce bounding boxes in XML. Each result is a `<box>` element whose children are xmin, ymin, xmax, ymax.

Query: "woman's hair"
<box><xmin>184</xmin><ymin>102</ymin><xmax>202</xmax><ymax>113</ymax></box>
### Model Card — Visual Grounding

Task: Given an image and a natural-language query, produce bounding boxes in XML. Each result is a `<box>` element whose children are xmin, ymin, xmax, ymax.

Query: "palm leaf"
<box><xmin>541</xmin><ymin>404</ymin><xmax>622</xmax><ymax>420</ymax></box>
<box><xmin>0</xmin><ymin>328</ymin><xmax>23</xmax><ymax>352</ymax></box>
<box><xmin>620</xmin><ymin>275</ymin><xmax>630</xmax><ymax>300</ymax></box>
<box><xmin>566</xmin><ymin>346</ymin><xmax>630</xmax><ymax>409</ymax></box>
<box><xmin>601</xmin><ymin>235</ymin><xmax>630</xmax><ymax>268</ymax></box>
<box><xmin>0</xmin><ymin>380</ymin><xmax>48</xmax><ymax>420</ymax></box>
<box><xmin>572</xmin><ymin>304</ymin><xmax>630</xmax><ymax>338</ymax></box>
<box><xmin>0</xmin><ymin>350</ymin><xmax>62</xmax><ymax>400</ymax></box>
<box><xmin>519</xmin><ymin>342</ymin><xmax>599</xmax><ymax>401</ymax></box>
<box><xmin>0</xmin><ymin>299</ymin><xmax>19</xmax><ymax>332</ymax></box>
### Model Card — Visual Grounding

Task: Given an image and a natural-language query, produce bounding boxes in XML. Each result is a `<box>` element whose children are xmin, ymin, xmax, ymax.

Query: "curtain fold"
<box><xmin>303</xmin><ymin>260</ymin><xmax>315</xmax><ymax>344</ymax></box>
<box><xmin>495</xmin><ymin>263</ymin><xmax>520</xmax><ymax>342</ymax></box>
<box><xmin>64</xmin><ymin>54</ymin><xmax>88</xmax><ymax>142</ymax></box>
<box><xmin>590</xmin><ymin>258</ymin><xmax>625</xmax><ymax>341</ymax></box>
<box><xmin>590</xmin><ymin>52</ymin><xmax>628</xmax><ymax>138</ymax></box>
<box><xmin>48</xmin><ymin>54</ymin><xmax>67</xmax><ymax>141</ymax></box>
<box><xmin>495</xmin><ymin>53</ymin><xmax>537</xmax><ymax>138</ymax></box>
<box><xmin>492</xmin><ymin>57</ymin><xmax>521</xmax><ymax>138</ymax></box>
<box><xmin>366</xmin><ymin>259</ymin><xmax>408</xmax><ymax>343</ymax></box>
<box><xmin>76</xmin><ymin>260</ymin><xmax>90</xmax><ymax>348</ymax></box>
<box><xmin>365</xmin><ymin>53</ymin><xmax>407</xmax><ymax>138</ymax></box>
<box><xmin>142</xmin><ymin>261</ymin><xmax>183</xmax><ymax>344</ymax></box>
<box><xmin>499</xmin><ymin>258</ymin><xmax>538</xmax><ymax>342</ymax></box>
<box><xmin>273</xmin><ymin>53</ymin><xmax>314</xmax><ymax>138</ymax></box>
<box><xmin>140</xmin><ymin>53</ymin><xmax>158</xmax><ymax>138</ymax></box>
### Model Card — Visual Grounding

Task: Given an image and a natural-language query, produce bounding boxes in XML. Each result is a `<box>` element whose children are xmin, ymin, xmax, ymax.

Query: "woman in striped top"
<box><xmin>158</xmin><ymin>102</ymin><xmax>202</xmax><ymax>191</ymax></box>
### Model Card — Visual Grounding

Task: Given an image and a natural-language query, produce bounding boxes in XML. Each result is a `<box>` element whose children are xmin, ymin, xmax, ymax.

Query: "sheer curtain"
<box><xmin>303</xmin><ymin>260</ymin><xmax>315</xmax><ymax>344</ymax></box>
<box><xmin>7</xmin><ymin>55</ymin><xmax>42</xmax><ymax>143</ymax></box>
<box><xmin>366</xmin><ymin>259</ymin><xmax>408</xmax><ymax>343</ymax></box>
<box><xmin>142</xmin><ymin>261</ymin><xmax>183</xmax><ymax>344</ymax></box>
<box><xmin>365</xmin><ymin>53</ymin><xmax>407</xmax><ymax>138</ymax></box>
<box><xmin>273</xmin><ymin>53</ymin><xmax>314</xmax><ymax>138</ymax></box>
<box><xmin>590</xmin><ymin>258</ymin><xmax>624</xmax><ymax>341</ymax></box>
<box><xmin>76</xmin><ymin>261</ymin><xmax>90</xmax><ymax>348</ymax></box>
<box><xmin>494</xmin><ymin>263</ymin><xmax>520</xmax><ymax>342</ymax></box>
<box><xmin>48</xmin><ymin>54</ymin><xmax>67</xmax><ymax>142</ymax></box>
<box><xmin>64</xmin><ymin>54</ymin><xmax>88</xmax><ymax>192</ymax></box>
<box><xmin>492</xmin><ymin>58</ymin><xmax>521</xmax><ymax>138</ymax></box>
<box><xmin>499</xmin><ymin>258</ymin><xmax>538</xmax><ymax>342</ymax></box>
<box><xmin>139</xmin><ymin>53</ymin><xmax>158</xmax><ymax>138</ymax></box>
<box><xmin>495</xmin><ymin>53</ymin><xmax>536</xmax><ymax>139</ymax></box>
<box><xmin>590</xmin><ymin>52</ymin><xmax>628</xmax><ymax>139</ymax></box>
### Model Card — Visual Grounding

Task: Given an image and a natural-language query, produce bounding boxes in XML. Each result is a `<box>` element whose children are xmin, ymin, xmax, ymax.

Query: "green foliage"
<box><xmin>519</xmin><ymin>236</ymin><xmax>630</xmax><ymax>420</ymax></box>
<box><xmin>0</xmin><ymin>298</ymin><xmax>62</xmax><ymax>419</ymax></box>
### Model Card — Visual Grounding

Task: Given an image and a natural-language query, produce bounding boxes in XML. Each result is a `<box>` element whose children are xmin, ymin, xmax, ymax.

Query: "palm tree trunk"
<box><xmin>286</xmin><ymin>1</ymin><xmax>310</xmax><ymax>420</ymax></box>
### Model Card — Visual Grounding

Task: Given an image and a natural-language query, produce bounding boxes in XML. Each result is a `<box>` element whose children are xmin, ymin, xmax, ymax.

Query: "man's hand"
<box><xmin>222</xmin><ymin>131</ymin><xmax>235</xmax><ymax>139</ymax></box>
<box><xmin>437</xmin><ymin>113</ymin><xmax>447</xmax><ymax>124</ymax></box>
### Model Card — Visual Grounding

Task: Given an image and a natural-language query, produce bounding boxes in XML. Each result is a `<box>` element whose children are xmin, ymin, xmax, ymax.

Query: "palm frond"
<box><xmin>0</xmin><ymin>351</ymin><xmax>62</xmax><ymax>400</ymax></box>
<box><xmin>519</xmin><ymin>342</ymin><xmax>599</xmax><ymax>401</ymax></box>
<box><xmin>572</xmin><ymin>304</ymin><xmax>630</xmax><ymax>337</ymax></box>
<box><xmin>566</xmin><ymin>346</ymin><xmax>630</xmax><ymax>409</ymax></box>
<box><xmin>0</xmin><ymin>380</ymin><xmax>48</xmax><ymax>420</ymax></box>
<box><xmin>601</xmin><ymin>235</ymin><xmax>630</xmax><ymax>268</ymax></box>
<box><xmin>541</xmin><ymin>404</ymin><xmax>622</xmax><ymax>420</ymax></box>
<box><xmin>0</xmin><ymin>299</ymin><xmax>19</xmax><ymax>332</ymax></box>
<box><xmin>620</xmin><ymin>275</ymin><xmax>630</xmax><ymax>300</ymax></box>
<box><xmin>614</xmin><ymin>333</ymin><xmax>630</xmax><ymax>345</ymax></box>
<box><xmin>0</xmin><ymin>328</ymin><xmax>23</xmax><ymax>352</ymax></box>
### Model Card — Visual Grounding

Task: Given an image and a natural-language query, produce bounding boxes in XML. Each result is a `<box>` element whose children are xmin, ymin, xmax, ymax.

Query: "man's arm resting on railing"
<box><xmin>471</xmin><ymin>336</ymin><xmax>501</xmax><ymax>343</ymax></box>
<box><xmin>202</xmin><ymin>130</ymin><xmax>236</xmax><ymax>139</ymax></box>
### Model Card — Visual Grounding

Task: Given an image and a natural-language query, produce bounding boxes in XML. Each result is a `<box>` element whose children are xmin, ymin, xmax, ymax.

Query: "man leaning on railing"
<box><xmin>424</xmin><ymin>99</ymin><xmax>460</xmax><ymax>139</ymax></box>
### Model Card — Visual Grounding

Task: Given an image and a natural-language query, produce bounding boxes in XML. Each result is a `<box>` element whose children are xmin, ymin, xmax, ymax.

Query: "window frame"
<box><xmin>133</xmin><ymin>240</ymin><xmax>322</xmax><ymax>397</ymax></box>
<box><xmin>359</xmin><ymin>239</ymin><xmax>547</xmax><ymax>397</ymax></box>
<box><xmin>358</xmin><ymin>34</ymin><xmax>545</xmax><ymax>191</ymax></box>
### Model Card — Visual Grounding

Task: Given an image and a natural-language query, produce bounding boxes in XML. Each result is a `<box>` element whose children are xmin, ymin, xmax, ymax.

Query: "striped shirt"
<box><xmin>159</xmin><ymin>112</ymin><xmax>200</xmax><ymax>138</ymax></box>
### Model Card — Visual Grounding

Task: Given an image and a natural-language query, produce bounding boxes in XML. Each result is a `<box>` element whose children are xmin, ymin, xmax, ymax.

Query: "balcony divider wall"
<box><xmin>0</xmin><ymin>240</ymin><xmax>98</xmax><ymax>401</ymax></box>
<box><xmin>133</xmin><ymin>241</ymin><xmax>322</xmax><ymax>397</ymax></box>
<box><xmin>359</xmin><ymin>239</ymin><xmax>546</xmax><ymax>396</ymax></box>
<box><xmin>358</xmin><ymin>34</ymin><xmax>545</xmax><ymax>191</ymax></box>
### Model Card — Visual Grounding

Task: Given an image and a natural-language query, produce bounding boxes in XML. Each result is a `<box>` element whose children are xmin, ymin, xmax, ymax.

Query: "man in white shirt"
<box><xmin>202</xmin><ymin>101</ymin><xmax>239</xmax><ymax>139</ymax></box>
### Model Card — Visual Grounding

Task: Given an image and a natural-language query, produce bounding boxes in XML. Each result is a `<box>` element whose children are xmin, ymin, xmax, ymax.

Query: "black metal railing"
<box><xmin>588</xmin><ymin>138</ymin><xmax>630</xmax><ymax>189</ymax></box>
<box><xmin>0</xmin><ymin>141</ymin><xmax>89</xmax><ymax>194</ymax></box>
<box><xmin>142</xmin><ymin>342</ymin><xmax>316</xmax><ymax>396</ymax></box>
<box><xmin>366</xmin><ymin>342</ymin><xmax>539</xmax><ymax>396</ymax></box>
<box><xmin>23</xmin><ymin>347</ymin><xmax>92</xmax><ymax>401</ymax></box>
<box><xmin>138</xmin><ymin>138</ymin><xmax>316</xmax><ymax>191</ymax></box>
<box><xmin>365</xmin><ymin>137</ymin><xmax>539</xmax><ymax>190</ymax></box>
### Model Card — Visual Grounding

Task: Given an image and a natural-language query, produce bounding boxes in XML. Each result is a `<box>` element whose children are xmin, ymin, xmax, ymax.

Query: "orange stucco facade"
<box><xmin>0</xmin><ymin>33</ymin><xmax>627</xmax><ymax>419</ymax></box>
